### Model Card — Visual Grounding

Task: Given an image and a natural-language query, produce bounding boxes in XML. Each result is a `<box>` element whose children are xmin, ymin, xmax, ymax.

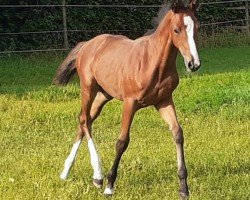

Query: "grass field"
<box><xmin>0</xmin><ymin>46</ymin><xmax>249</xmax><ymax>200</ymax></box>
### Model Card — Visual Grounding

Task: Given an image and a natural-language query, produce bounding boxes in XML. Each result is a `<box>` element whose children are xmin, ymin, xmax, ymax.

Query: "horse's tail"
<box><xmin>53</xmin><ymin>42</ymin><xmax>85</xmax><ymax>85</ymax></box>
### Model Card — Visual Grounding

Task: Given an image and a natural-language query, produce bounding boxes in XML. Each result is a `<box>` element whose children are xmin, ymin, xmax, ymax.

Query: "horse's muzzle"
<box><xmin>188</xmin><ymin>60</ymin><xmax>201</xmax><ymax>72</ymax></box>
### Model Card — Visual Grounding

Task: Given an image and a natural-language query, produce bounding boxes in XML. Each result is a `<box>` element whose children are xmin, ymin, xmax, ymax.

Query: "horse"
<box><xmin>53</xmin><ymin>0</ymin><xmax>201</xmax><ymax>199</ymax></box>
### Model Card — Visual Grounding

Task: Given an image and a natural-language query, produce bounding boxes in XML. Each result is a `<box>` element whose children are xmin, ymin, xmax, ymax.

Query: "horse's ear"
<box><xmin>188</xmin><ymin>0</ymin><xmax>199</xmax><ymax>11</ymax></box>
<box><xmin>171</xmin><ymin>0</ymin><xmax>185</xmax><ymax>12</ymax></box>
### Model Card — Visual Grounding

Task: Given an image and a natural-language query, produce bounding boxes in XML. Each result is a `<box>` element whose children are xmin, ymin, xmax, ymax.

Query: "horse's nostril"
<box><xmin>188</xmin><ymin>61</ymin><xmax>194</xmax><ymax>69</ymax></box>
<box><xmin>187</xmin><ymin>60</ymin><xmax>201</xmax><ymax>72</ymax></box>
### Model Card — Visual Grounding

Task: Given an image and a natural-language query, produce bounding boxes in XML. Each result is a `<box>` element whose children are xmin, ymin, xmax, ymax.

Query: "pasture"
<box><xmin>0</xmin><ymin>46</ymin><xmax>249</xmax><ymax>200</ymax></box>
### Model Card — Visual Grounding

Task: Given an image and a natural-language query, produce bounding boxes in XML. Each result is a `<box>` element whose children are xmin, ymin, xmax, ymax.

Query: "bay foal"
<box><xmin>54</xmin><ymin>0</ymin><xmax>201</xmax><ymax>199</ymax></box>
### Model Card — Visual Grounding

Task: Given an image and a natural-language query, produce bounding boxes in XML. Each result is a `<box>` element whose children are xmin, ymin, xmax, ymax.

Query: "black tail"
<box><xmin>53</xmin><ymin>42</ymin><xmax>85</xmax><ymax>85</ymax></box>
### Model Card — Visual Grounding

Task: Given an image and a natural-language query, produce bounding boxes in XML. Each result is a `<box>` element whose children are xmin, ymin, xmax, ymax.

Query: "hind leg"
<box><xmin>60</xmin><ymin>126</ymin><xmax>83</xmax><ymax>180</ymax></box>
<box><xmin>60</xmin><ymin>86</ymin><xmax>112</xmax><ymax>188</ymax></box>
<box><xmin>90</xmin><ymin>91</ymin><xmax>112</xmax><ymax>122</ymax></box>
<box><xmin>60</xmin><ymin>81</ymin><xmax>96</xmax><ymax>180</ymax></box>
<box><xmin>88</xmin><ymin>91</ymin><xmax>112</xmax><ymax>188</ymax></box>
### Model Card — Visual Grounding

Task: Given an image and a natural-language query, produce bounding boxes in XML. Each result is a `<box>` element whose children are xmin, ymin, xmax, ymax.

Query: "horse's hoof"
<box><xmin>93</xmin><ymin>179</ymin><xmax>103</xmax><ymax>189</ymax></box>
<box><xmin>103</xmin><ymin>187</ymin><xmax>114</xmax><ymax>196</ymax></box>
<box><xmin>179</xmin><ymin>192</ymin><xmax>189</xmax><ymax>200</ymax></box>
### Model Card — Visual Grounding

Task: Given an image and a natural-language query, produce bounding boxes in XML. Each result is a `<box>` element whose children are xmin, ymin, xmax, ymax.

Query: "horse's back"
<box><xmin>76</xmin><ymin>33</ymin><xmax>154</xmax><ymax>101</ymax></box>
<box><xmin>76</xmin><ymin>33</ymin><xmax>133</xmax><ymax>70</ymax></box>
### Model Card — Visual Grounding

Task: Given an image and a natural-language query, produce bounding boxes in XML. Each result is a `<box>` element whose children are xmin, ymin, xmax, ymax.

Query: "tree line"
<box><xmin>0</xmin><ymin>0</ymin><xmax>246</xmax><ymax>51</ymax></box>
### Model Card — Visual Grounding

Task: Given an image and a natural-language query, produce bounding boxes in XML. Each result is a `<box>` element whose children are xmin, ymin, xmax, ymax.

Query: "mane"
<box><xmin>144</xmin><ymin>3</ymin><xmax>171</xmax><ymax>36</ymax></box>
<box><xmin>144</xmin><ymin>0</ymin><xmax>190</xmax><ymax>36</ymax></box>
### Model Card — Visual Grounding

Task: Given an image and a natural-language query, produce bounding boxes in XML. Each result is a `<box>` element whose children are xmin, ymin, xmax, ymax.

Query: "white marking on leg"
<box><xmin>104</xmin><ymin>187</ymin><xmax>114</xmax><ymax>195</ymax></box>
<box><xmin>87</xmin><ymin>139</ymin><xmax>103</xmax><ymax>180</ymax></box>
<box><xmin>60</xmin><ymin>139</ymin><xmax>82</xmax><ymax>180</ymax></box>
<box><xmin>184</xmin><ymin>16</ymin><xmax>200</xmax><ymax>66</ymax></box>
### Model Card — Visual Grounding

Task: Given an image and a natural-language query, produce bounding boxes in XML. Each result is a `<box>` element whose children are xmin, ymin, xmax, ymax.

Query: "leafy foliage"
<box><xmin>0</xmin><ymin>0</ymin><xmax>247</xmax><ymax>51</ymax></box>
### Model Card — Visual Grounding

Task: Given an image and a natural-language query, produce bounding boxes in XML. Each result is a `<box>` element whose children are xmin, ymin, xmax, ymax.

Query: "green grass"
<box><xmin>0</xmin><ymin>46</ymin><xmax>249</xmax><ymax>200</ymax></box>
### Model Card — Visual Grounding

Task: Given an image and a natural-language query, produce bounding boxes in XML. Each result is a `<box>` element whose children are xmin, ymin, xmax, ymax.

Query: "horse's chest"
<box><xmin>137</xmin><ymin>74</ymin><xmax>179</xmax><ymax>106</ymax></box>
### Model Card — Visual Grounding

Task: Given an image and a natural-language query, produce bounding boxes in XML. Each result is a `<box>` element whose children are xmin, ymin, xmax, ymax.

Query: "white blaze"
<box><xmin>183</xmin><ymin>16</ymin><xmax>200</xmax><ymax>66</ymax></box>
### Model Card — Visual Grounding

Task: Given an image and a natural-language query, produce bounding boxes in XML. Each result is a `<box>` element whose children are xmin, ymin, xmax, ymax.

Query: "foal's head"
<box><xmin>170</xmin><ymin>0</ymin><xmax>201</xmax><ymax>72</ymax></box>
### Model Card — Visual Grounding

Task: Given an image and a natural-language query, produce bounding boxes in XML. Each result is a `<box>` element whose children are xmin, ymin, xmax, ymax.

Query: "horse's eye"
<box><xmin>174</xmin><ymin>28</ymin><xmax>181</xmax><ymax>34</ymax></box>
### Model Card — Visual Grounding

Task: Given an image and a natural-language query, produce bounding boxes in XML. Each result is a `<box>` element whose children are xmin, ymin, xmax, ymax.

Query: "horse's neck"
<box><xmin>149</xmin><ymin>11</ymin><xmax>178</xmax><ymax>73</ymax></box>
